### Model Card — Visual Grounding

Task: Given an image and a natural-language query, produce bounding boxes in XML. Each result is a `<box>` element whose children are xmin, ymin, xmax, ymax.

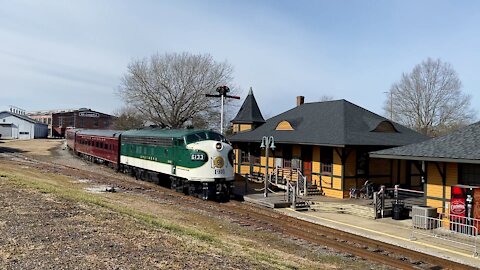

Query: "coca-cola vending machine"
<box><xmin>450</xmin><ymin>185</ymin><xmax>480</xmax><ymax>234</ymax></box>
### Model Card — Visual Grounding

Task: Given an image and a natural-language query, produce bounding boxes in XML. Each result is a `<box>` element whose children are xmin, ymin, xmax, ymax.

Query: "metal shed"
<box><xmin>0</xmin><ymin>111</ymin><xmax>48</xmax><ymax>139</ymax></box>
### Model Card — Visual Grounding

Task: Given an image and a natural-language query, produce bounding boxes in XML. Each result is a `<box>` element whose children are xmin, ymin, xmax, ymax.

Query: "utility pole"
<box><xmin>206</xmin><ymin>86</ymin><xmax>240</xmax><ymax>134</ymax></box>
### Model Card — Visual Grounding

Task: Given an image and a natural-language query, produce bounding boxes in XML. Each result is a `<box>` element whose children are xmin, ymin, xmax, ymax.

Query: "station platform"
<box><xmin>235</xmin><ymin>184</ymin><xmax>480</xmax><ymax>268</ymax></box>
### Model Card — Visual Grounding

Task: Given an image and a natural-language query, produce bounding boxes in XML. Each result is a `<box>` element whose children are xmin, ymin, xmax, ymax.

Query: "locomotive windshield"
<box><xmin>185</xmin><ymin>131</ymin><xmax>228</xmax><ymax>144</ymax></box>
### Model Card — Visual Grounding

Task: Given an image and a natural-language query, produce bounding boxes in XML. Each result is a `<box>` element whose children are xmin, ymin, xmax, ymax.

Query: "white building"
<box><xmin>0</xmin><ymin>110</ymin><xmax>48</xmax><ymax>140</ymax></box>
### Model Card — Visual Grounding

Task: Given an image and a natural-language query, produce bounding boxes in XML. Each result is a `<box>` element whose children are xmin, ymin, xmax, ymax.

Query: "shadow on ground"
<box><xmin>0</xmin><ymin>146</ymin><xmax>26</xmax><ymax>154</ymax></box>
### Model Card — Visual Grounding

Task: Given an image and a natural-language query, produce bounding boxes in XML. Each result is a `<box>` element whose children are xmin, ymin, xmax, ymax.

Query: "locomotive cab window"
<box><xmin>206</xmin><ymin>132</ymin><xmax>228</xmax><ymax>143</ymax></box>
<box><xmin>185</xmin><ymin>132</ymin><xmax>207</xmax><ymax>144</ymax></box>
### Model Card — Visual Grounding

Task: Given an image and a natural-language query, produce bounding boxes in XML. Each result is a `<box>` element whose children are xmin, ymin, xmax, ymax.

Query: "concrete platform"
<box><xmin>276</xmin><ymin>207</ymin><xmax>480</xmax><ymax>268</ymax></box>
<box><xmin>243</xmin><ymin>193</ymin><xmax>292</xmax><ymax>208</ymax></box>
<box><xmin>234</xmin><ymin>180</ymin><xmax>479</xmax><ymax>266</ymax></box>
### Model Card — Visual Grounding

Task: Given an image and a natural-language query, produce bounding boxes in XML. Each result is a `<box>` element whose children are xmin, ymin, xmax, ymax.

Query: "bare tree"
<box><xmin>385</xmin><ymin>58</ymin><xmax>475</xmax><ymax>136</ymax></box>
<box><xmin>112</xmin><ymin>106</ymin><xmax>146</xmax><ymax>130</ymax></box>
<box><xmin>118</xmin><ymin>52</ymin><xmax>235</xmax><ymax>129</ymax></box>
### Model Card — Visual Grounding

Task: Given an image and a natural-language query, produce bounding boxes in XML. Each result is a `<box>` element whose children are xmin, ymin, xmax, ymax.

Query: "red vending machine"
<box><xmin>450</xmin><ymin>185</ymin><xmax>480</xmax><ymax>234</ymax></box>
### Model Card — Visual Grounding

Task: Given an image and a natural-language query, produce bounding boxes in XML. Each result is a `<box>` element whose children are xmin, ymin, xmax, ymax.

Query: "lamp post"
<box><xmin>260</xmin><ymin>136</ymin><xmax>275</xmax><ymax>197</ymax></box>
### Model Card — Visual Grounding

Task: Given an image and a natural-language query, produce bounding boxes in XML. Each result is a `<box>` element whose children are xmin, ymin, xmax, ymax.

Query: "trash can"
<box><xmin>392</xmin><ymin>201</ymin><xmax>406</xmax><ymax>220</ymax></box>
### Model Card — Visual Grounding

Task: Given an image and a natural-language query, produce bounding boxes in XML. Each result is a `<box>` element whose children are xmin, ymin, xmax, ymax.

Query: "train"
<box><xmin>66</xmin><ymin>128</ymin><xmax>235</xmax><ymax>201</ymax></box>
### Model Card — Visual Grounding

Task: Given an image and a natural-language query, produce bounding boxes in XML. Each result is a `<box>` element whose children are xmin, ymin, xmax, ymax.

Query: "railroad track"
<box><xmin>3</xmin><ymin>153</ymin><xmax>476</xmax><ymax>270</ymax></box>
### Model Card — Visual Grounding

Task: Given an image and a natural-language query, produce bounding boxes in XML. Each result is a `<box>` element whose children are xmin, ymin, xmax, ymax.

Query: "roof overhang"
<box><xmin>369</xmin><ymin>153</ymin><xmax>480</xmax><ymax>165</ymax></box>
<box><xmin>230</xmin><ymin>138</ymin><xmax>345</xmax><ymax>148</ymax></box>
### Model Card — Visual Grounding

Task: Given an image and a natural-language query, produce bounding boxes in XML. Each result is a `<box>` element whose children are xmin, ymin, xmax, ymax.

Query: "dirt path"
<box><xmin>0</xmin><ymin>139</ymin><xmax>390</xmax><ymax>269</ymax></box>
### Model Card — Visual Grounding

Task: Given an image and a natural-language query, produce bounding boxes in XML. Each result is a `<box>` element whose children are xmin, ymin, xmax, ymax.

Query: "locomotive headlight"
<box><xmin>215</xmin><ymin>142</ymin><xmax>223</xmax><ymax>151</ymax></box>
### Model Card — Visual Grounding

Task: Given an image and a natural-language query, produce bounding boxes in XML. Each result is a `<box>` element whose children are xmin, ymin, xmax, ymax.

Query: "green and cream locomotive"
<box><xmin>119</xmin><ymin>129</ymin><xmax>234</xmax><ymax>200</ymax></box>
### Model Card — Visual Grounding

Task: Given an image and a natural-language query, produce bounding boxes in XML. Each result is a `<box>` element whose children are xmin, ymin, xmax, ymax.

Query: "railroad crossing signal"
<box><xmin>206</xmin><ymin>86</ymin><xmax>240</xmax><ymax>134</ymax></box>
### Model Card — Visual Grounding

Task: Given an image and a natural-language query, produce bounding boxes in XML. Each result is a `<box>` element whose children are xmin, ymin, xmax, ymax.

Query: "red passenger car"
<box><xmin>74</xmin><ymin>130</ymin><xmax>124</xmax><ymax>168</ymax></box>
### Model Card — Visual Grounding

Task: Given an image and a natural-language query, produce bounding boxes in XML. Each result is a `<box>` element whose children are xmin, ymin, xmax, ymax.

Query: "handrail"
<box><xmin>296</xmin><ymin>169</ymin><xmax>307</xmax><ymax>196</ymax></box>
<box><xmin>270</xmin><ymin>166</ymin><xmax>309</xmax><ymax>197</ymax></box>
<box><xmin>373</xmin><ymin>185</ymin><xmax>385</xmax><ymax>219</ymax></box>
<box><xmin>285</xmin><ymin>180</ymin><xmax>296</xmax><ymax>209</ymax></box>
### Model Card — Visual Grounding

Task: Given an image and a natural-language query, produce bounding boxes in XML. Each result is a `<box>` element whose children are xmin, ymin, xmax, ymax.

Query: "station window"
<box><xmin>320</xmin><ymin>147</ymin><xmax>333</xmax><ymax>174</ymax></box>
<box><xmin>356</xmin><ymin>149</ymin><xmax>369</xmax><ymax>176</ymax></box>
<box><xmin>459</xmin><ymin>164</ymin><xmax>480</xmax><ymax>186</ymax></box>
<box><xmin>283</xmin><ymin>145</ymin><xmax>292</xmax><ymax>168</ymax></box>
<box><xmin>291</xmin><ymin>158</ymin><xmax>302</xmax><ymax>170</ymax></box>
<box><xmin>240</xmin><ymin>150</ymin><xmax>250</xmax><ymax>163</ymax></box>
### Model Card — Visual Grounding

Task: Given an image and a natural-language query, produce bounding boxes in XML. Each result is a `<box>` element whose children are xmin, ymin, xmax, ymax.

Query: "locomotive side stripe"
<box><xmin>121</xmin><ymin>155</ymin><xmax>172</xmax><ymax>175</ymax></box>
<box><xmin>120</xmin><ymin>155</ymin><xmax>228</xmax><ymax>183</ymax></box>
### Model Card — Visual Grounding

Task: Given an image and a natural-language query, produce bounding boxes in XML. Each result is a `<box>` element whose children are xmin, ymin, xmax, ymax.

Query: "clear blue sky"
<box><xmin>1</xmin><ymin>0</ymin><xmax>479</xmax><ymax>119</ymax></box>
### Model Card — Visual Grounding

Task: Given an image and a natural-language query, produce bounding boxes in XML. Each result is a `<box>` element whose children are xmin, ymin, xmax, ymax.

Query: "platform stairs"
<box><xmin>267</xmin><ymin>166</ymin><xmax>324</xmax><ymax>211</ymax></box>
<box><xmin>269</xmin><ymin>166</ymin><xmax>323</xmax><ymax>197</ymax></box>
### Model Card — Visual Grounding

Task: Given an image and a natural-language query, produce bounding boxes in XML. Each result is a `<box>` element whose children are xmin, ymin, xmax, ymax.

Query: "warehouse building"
<box><xmin>0</xmin><ymin>107</ymin><xmax>48</xmax><ymax>140</ymax></box>
<box><xmin>28</xmin><ymin>108</ymin><xmax>116</xmax><ymax>138</ymax></box>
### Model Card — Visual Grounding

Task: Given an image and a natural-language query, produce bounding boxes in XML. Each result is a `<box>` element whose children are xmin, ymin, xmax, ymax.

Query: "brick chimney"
<box><xmin>296</xmin><ymin>96</ymin><xmax>305</xmax><ymax>106</ymax></box>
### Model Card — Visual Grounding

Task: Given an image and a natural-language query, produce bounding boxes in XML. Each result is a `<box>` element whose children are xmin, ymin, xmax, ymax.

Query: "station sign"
<box><xmin>79</xmin><ymin>112</ymin><xmax>100</xmax><ymax>118</ymax></box>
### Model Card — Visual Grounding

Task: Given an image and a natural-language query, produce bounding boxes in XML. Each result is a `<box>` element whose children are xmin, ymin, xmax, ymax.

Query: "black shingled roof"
<box><xmin>229</xmin><ymin>99</ymin><xmax>428</xmax><ymax>147</ymax></box>
<box><xmin>231</xmin><ymin>88</ymin><xmax>265</xmax><ymax>124</ymax></box>
<box><xmin>370</xmin><ymin>121</ymin><xmax>480</xmax><ymax>163</ymax></box>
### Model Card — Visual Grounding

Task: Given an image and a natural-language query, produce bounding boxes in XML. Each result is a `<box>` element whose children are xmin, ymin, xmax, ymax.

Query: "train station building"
<box><xmin>370</xmin><ymin>122</ymin><xmax>480</xmax><ymax>216</ymax></box>
<box><xmin>229</xmin><ymin>91</ymin><xmax>428</xmax><ymax>198</ymax></box>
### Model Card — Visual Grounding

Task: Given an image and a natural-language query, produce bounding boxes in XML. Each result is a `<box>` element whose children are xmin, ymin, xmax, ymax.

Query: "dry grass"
<box><xmin>0</xmin><ymin>140</ymin><xmax>385</xmax><ymax>269</ymax></box>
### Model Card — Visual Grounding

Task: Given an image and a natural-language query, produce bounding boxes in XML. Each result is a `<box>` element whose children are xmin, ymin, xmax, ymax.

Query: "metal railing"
<box><xmin>411</xmin><ymin>214</ymin><xmax>479</xmax><ymax>257</ymax></box>
<box><xmin>439</xmin><ymin>213</ymin><xmax>480</xmax><ymax>236</ymax></box>
<box><xmin>296</xmin><ymin>170</ymin><xmax>307</xmax><ymax>196</ymax></box>
<box><xmin>373</xmin><ymin>185</ymin><xmax>426</xmax><ymax>219</ymax></box>
<box><xmin>271</xmin><ymin>166</ymin><xmax>307</xmax><ymax>196</ymax></box>
<box><xmin>393</xmin><ymin>185</ymin><xmax>424</xmax><ymax>208</ymax></box>
<box><xmin>373</xmin><ymin>185</ymin><xmax>386</xmax><ymax>219</ymax></box>
<box><xmin>285</xmin><ymin>180</ymin><xmax>297</xmax><ymax>209</ymax></box>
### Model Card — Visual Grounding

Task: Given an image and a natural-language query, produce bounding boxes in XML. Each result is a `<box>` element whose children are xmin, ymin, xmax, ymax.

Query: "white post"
<box><xmin>220</xmin><ymin>94</ymin><xmax>225</xmax><ymax>134</ymax></box>
<box><xmin>264</xmin><ymin>140</ymin><xmax>269</xmax><ymax>198</ymax></box>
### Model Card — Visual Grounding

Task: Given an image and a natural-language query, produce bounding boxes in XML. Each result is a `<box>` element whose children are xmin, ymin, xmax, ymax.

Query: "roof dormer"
<box><xmin>275</xmin><ymin>120</ymin><xmax>295</xmax><ymax>131</ymax></box>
